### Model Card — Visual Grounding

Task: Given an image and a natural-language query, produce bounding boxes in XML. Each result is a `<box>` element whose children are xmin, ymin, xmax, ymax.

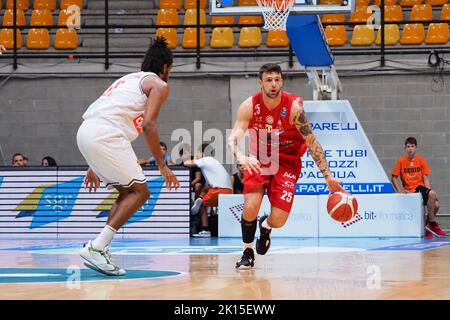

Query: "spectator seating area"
<box><xmin>0</xmin><ymin>0</ymin><xmax>448</xmax><ymax>51</ymax></box>
<box><xmin>0</xmin><ymin>0</ymin><xmax>83</xmax><ymax>50</ymax></box>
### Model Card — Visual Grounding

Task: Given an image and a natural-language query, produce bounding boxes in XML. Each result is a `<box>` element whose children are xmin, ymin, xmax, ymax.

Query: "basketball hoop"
<box><xmin>256</xmin><ymin>0</ymin><xmax>295</xmax><ymax>31</ymax></box>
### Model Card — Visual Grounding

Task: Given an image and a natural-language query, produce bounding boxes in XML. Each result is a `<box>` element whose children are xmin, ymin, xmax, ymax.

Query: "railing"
<box><xmin>1</xmin><ymin>0</ymin><xmax>449</xmax><ymax>71</ymax></box>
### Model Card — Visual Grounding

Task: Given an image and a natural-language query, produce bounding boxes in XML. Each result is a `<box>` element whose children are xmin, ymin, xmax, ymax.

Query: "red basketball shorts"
<box><xmin>243</xmin><ymin>161</ymin><xmax>301</xmax><ymax>213</ymax></box>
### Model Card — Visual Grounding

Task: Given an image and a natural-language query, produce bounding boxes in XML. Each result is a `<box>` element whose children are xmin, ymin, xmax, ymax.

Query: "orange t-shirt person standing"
<box><xmin>391</xmin><ymin>137</ymin><xmax>445</xmax><ymax>238</ymax></box>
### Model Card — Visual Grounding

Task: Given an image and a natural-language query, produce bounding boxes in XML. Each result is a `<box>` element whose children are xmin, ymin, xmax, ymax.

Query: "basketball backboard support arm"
<box><xmin>306</xmin><ymin>66</ymin><xmax>342</xmax><ymax>100</ymax></box>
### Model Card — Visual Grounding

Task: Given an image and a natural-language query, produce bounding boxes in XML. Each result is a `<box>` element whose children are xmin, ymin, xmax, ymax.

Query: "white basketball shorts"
<box><xmin>76</xmin><ymin>118</ymin><xmax>147</xmax><ymax>190</ymax></box>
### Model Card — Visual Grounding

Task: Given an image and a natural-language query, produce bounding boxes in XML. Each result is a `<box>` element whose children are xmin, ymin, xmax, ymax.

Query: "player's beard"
<box><xmin>263</xmin><ymin>87</ymin><xmax>281</xmax><ymax>99</ymax></box>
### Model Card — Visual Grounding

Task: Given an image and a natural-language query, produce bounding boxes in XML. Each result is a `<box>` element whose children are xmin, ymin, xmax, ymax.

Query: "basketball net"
<box><xmin>256</xmin><ymin>0</ymin><xmax>295</xmax><ymax>31</ymax></box>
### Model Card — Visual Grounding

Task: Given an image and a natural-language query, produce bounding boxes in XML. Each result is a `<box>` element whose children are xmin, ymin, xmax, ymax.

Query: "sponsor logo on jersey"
<box><xmin>283</xmin><ymin>181</ymin><xmax>295</xmax><ymax>189</ymax></box>
<box><xmin>266</xmin><ymin>116</ymin><xmax>274</xmax><ymax>124</ymax></box>
<box><xmin>133</xmin><ymin>113</ymin><xmax>144</xmax><ymax>134</ymax></box>
<box><xmin>283</xmin><ymin>172</ymin><xmax>297</xmax><ymax>180</ymax></box>
<box><xmin>280</xmin><ymin>107</ymin><xmax>287</xmax><ymax>118</ymax></box>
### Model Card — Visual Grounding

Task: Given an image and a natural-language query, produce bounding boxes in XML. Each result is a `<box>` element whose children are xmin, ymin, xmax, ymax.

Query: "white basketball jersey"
<box><xmin>82</xmin><ymin>71</ymin><xmax>157</xmax><ymax>141</ymax></box>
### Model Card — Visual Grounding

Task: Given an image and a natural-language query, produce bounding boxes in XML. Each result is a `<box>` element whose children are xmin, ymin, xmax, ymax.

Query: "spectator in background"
<box><xmin>12</xmin><ymin>153</ymin><xmax>26</xmax><ymax>166</ymax></box>
<box><xmin>41</xmin><ymin>156</ymin><xmax>57</xmax><ymax>167</ymax></box>
<box><xmin>231</xmin><ymin>163</ymin><xmax>244</xmax><ymax>194</ymax></box>
<box><xmin>184</xmin><ymin>152</ymin><xmax>233</xmax><ymax>237</ymax></box>
<box><xmin>180</xmin><ymin>147</ymin><xmax>205</xmax><ymax>200</ymax></box>
<box><xmin>138</xmin><ymin>141</ymin><xmax>173</xmax><ymax>166</ymax></box>
<box><xmin>391</xmin><ymin>137</ymin><xmax>445</xmax><ymax>239</ymax></box>
<box><xmin>23</xmin><ymin>156</ymin><xmax>29</xmax><ymax>166</ymax></box>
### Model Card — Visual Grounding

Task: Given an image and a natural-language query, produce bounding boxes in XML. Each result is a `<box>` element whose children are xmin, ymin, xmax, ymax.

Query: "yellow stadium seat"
<box><xmin>211</xmin><ymin>15</ymin><xmax>235</xmax><ymax>26</ymax></box>
<box><xmin>156</xmin><ymin>28</ymin><xmax>178</xmax><ymax>48</ymax></box>
<box><xmin>58</xmin><ymin>9</ymin><xmax>70</xmax><ymax>26</ymax></box>
<box><xmin>2</xmin><ymin>9</ymin><xmax>26</xmax><ymax>27</ymax></box>
<box><xmin>425</xmin><ymin>23</ymin><xmax>449</xmax><ymax>43</ymax></box>
<box><xmin>6</xmin><ymin>0</ymin><xmax>29</xmax><ymax>10</ymax></box>
<box><xmin>238</xmin><ymin>15</ymin><xmax>263</xmax><ymax>25</ymax></box>
<box><xmin>60</xmin><ymin>0</ymin><xmax>84</xmax><ymax>10</ymax></box>
<box><xmin>54</xmin><ymin>28</ymin><xmax>78</xmax><ymax>49</ymax></box>
<box><xmin>30</xmin><ymin>9</ymin><xmax>54</xmax><ymax>27</ymax></box>
<box><xmin>182</xmin><ymin>28</ymin><xmax>206</xmax><ymax>48</ymax></box>
<box><xmin>156</xmin><ymin>9</ymin><xmax>179</xmax><ymax>26</ymax></box>
<box><xmin>34</xmin><ymin>0</ymin><xmax>56</xmax><ymax>10</ymax></box>
<box><xmin>400</xmin><ymin>23</ymin><xmax>425</xmax><ymax>44</ymax></box>
<box><xmin>374</xmin><ymin>0</ymin><xmax>398</xmax><ymax>6</ymax></box>
<box><xmin>399</xmin><ymin>0</ymin><xmax>423</xmax><ymax>6</ymax></box>
<box><xmin>351</xmin><ymin>25</ymin><xmax>375</xmax><ymax>45</ymax></box>
<box><xmin>321</xmin><ymin>14</ymin><xmax>346</xmax><ymax>24</ymax></box>
<box><xmin>239</xmin><ymin>0</ymin><xmax>258</xmax><ymax>6</ymax></box>
<box><xmin>210</xmin><ymin>27</ymin><xmax>234</xmax><ymax>48</ymax></box>
<box><xmin>57</xmin><ymin>8</ymin><xmax>80</xmax><ymax>28</ymax></box>
<box><xmin>0</xmin><ymin>28</ymin><xmax>22</xmax><ymax>49</ymax></box>
<box><xmin>159</xmin><ymin>0</ymin><xmax>182</xmax><ymax>9</ymax></box>
<box><xmin>238</xmin><ymin>27</ymin><xmax>262</xmax><ymax>47</ymax></box>
<box><xmin>266</xmin><ymin>30</ymin><xmax>289</xmax><ymax>47</ymax></box>
<box><xmin>324</xmin><ymin>25</ymin><xmax>347</xmax><ymax>46</ymax></box>
<box><xmin>384</xmin><ymin>5</ymin><xmax>403</xmax><ymax>22</ymax></box>
<box><xmin>184</xmin><ymin>0</ymin><xmax>208</xmax><ymax>9</ymax></box>
<box><xmin>375</xmin><ymin>24</ymin><xmax>400</xmax><ymax>45</ymax></box>
<box><xmin>320</xmin><ymin>0</ymin><xmax>343</xmax><ymax>4</ymax></box>
<box><xmin>183</xmin><ymin>9</ymin><xmax>207</xmax><ymax>25</ymax></box>
<box><xmin>425</xmin><ymin>0</ymin><xmax>447</xmax><ymax>6</ymax></box>
<box><xmin>356</xmin><ymin>0</ymin><xmax>371</xmax><ymax>6</ymax></box>
<box><xmin>410</xmin><ymin>4</ymin><xmax>433</xmax><ymax>21</ymax></box>
<box><xmin>349</xmin><ymin>6</ymin><xmax>371</xmax><ymax>25</ymax></box>
<box><xmin>441</xmin><ymin>4</ymin><xmax>450</xmax><ymax>20</ymax></box>
<box><xmin>27</xmin><ymin>28</ymin><xmax>50</xmax><ymax>49</ymax></box>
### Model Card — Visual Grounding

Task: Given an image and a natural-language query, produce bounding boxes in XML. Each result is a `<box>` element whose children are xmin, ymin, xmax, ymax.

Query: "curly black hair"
<box><xmin>141</xmin><ymin>37</ymin><xmax>173</xmax><ymax>75</ymax></box>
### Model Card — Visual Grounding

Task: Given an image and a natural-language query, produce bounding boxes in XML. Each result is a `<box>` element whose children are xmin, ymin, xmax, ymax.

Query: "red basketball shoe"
<box><xmin>425</xmin><ymin>230</ymin><xmax>434</xmax><ymax>239</ymax></box>
<box><xmin>426</xmin><ymin>223</ymin><xmax>446</xmax><ymax>237</ymax></box>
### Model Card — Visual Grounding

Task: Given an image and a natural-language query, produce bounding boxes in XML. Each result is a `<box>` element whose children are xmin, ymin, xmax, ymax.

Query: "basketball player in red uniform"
<box><xmin>229</xmin><ymin>63</ymin><xmax>344</xmax><ymax>269</ymax></box>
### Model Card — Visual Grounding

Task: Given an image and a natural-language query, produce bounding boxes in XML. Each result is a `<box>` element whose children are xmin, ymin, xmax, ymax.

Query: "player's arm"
<box><xmin>141</xmin><ymin>76</ymin><xmax>179</xmax><ymax>190</ymax></box>
<box><xmin>0</xmin><ymin>45</ymin><xmax>5</xmax><ymax>54</ymax></box>
<box><xmin>228</xmin><ymin>98</ymin><xmax>260</xmax><ymax>174</ymax></box>
<box><xmin>292</xmin><ymin>99</ymin><xmax>343</xmax><ymax>193</ymax></box>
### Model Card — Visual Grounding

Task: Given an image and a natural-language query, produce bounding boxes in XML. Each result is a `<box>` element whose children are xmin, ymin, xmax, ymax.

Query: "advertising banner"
<box><xmin>0</xmin><ymin>167</ymin><xmax>190</xmax><ymax>238</ymax></box>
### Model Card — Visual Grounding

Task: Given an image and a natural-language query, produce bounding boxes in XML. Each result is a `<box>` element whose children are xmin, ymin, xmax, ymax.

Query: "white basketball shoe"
<box><xmin>79</xmin><ymin>240</ymin><xmax>126</xmax><ymax>276</ymax></box>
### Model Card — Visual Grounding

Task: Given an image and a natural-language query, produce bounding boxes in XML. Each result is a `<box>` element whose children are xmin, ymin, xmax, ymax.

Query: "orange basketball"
<box><xmin>327</xmin><ymin>192</ymin><xmax>358</xmax><ymax>222</ymax></box>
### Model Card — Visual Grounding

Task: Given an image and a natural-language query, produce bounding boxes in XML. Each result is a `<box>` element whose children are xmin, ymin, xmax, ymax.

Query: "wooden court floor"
<box><xmin>0</xmin><ymin>238</ymin><xmax>450</xmax><ymax>300</ymax></box>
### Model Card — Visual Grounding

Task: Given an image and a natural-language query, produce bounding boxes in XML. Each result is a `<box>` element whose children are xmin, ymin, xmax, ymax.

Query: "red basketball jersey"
<box><xmin>248</xmin><ymin>91</ymin><xmax>307</xmax><ymax>164</ymax></box>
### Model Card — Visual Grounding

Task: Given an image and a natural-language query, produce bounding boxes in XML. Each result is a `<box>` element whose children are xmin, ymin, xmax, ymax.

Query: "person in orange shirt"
<box><xmin>391</xmin><ymin>137</ymin><xmax>445</xmax><ymax>238</ymax></box>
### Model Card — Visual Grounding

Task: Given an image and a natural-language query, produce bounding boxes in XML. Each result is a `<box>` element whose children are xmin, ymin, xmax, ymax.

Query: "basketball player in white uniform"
<box><xmin>77</xmin><ymin>38</ymin><xmax>179</xmax><ymax>276</ymax></box>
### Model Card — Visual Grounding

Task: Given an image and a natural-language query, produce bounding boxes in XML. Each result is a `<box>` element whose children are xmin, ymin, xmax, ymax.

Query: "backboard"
<box><xmin>210</xmin><ymin>0</ymin><xmax>356</xmax><ymax>15</ymax></box>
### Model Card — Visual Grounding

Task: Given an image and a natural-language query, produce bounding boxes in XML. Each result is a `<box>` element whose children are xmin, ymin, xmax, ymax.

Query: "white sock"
<box><xmin>243</xmin><ymin>242</ymin><xmax>253</xmax><ymax>249</ymax></box>
<box><xmin>262</xmin><ymin>218</ymin><xmax>272</xmax><ymax>230</ymax></box>
<box><xmin>92</xmin><ymin>225</ymin><xmax>117</xmax><ymax>250</ymax></box>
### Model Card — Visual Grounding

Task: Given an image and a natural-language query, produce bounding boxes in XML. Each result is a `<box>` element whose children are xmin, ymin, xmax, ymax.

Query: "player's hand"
<box><xmin>84</xmin><ymin>168</ymin><xmax>100</xmax><ymax>192</ymax></box>
<box><xmin>239</xmin><ymin>155</ymin><xmax>261</xmax><ymax>175</ymax></box>
<box><xmin>0</xmin><ymin>45</ymin><xmax>5</xmax><ymax>54</ymax></box>
<box><xmin>325</xmin><ymin>176</ymin><xmax>344</xmax><ymax>193</ymax></box>
<box><xmin>159</xmin><ymin>165</ymin><xmax>180</xmax><ymax>191</ymax></box>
